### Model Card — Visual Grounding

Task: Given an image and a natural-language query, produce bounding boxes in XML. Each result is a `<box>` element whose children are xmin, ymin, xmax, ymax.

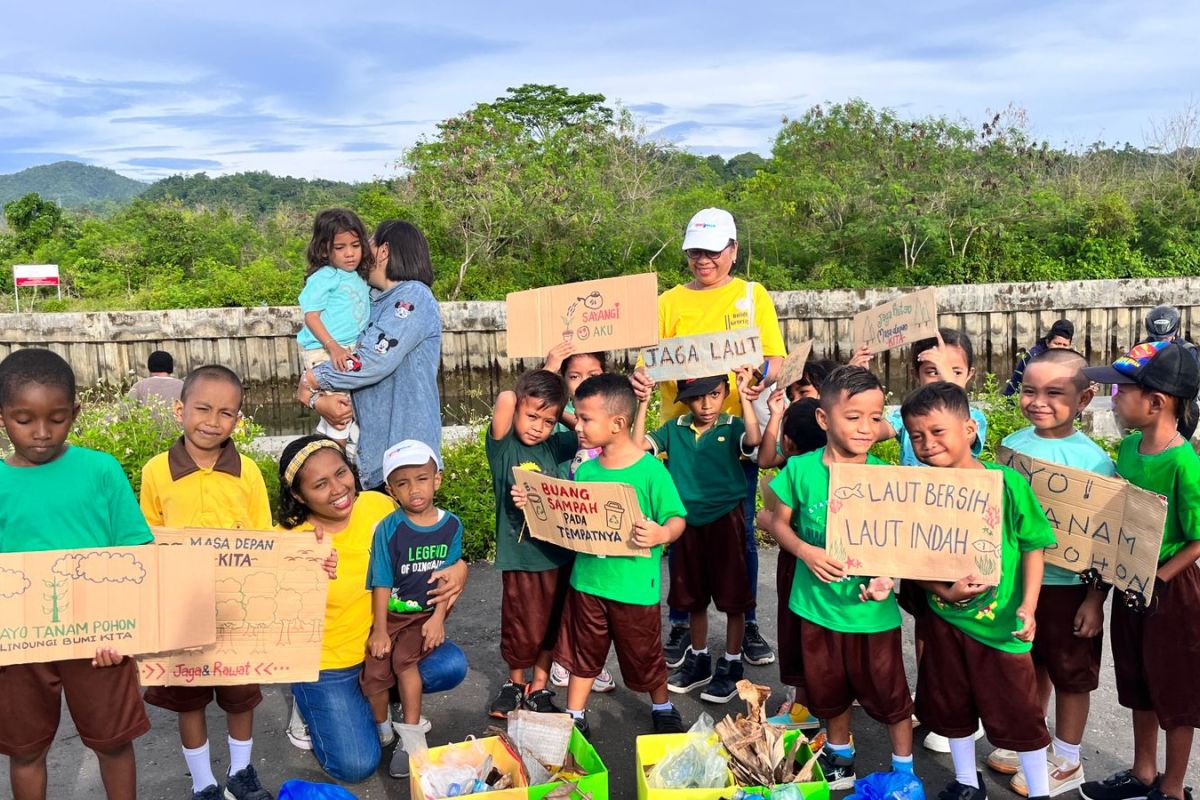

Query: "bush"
<box><xmin>439</xmin><ymin>426</ymin><xmax>494</xmax><ymax>561</ymax></box>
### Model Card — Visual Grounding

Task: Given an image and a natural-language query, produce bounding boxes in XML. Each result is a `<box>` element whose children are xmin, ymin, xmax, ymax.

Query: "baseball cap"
<box><xmin>1082</xmin><ymin>340</ymin><xmax>1200</xmax><ymax>398</ymax></box>
<box><xmin>676</xmin><ymin>374</ymin><xmax>728</xmax><ymax>401</ymax></box>
<box><xmin>682</xmin><ymin>208</ymin><xmax>737</xmax><ymax>252</ymax></box>
<box><xmin>382</xmin><ymin>439</ymin><xmax>442</xmax><ymax>480</ymax></box>
<box><xmin>1145</xmin><ymin>305</ymin><xmax>1182</xmax><ymax>341</ymax></box>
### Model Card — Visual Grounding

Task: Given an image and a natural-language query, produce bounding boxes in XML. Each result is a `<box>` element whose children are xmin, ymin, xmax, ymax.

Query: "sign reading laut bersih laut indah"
<box><xmin>852</xmin><ymin>287</ymin><xmax>939</xmax><ymax>354</ymax></box>
<box><xmin>137</xmin><ymin>529</ymin><xmax>331</xmax><ymax>686</ymax></box>
<box><xmin>825</xmin><ymin>463</ymin><xmax>1004</xmax><ymax>585</ymax></box>
<box><xmin>641</xmin><ymin>327</ymin><xmax>763</xmax><ymax>382</ymax></box>
<box><xmin>505</xmin><ymin>273</ymin><xmax>659</xmax><ymax>358</ymax></box>
<box><xmin>512</xmin><ymin>468</ymin><xmax>650</xmax><ymax>558</ymax></box>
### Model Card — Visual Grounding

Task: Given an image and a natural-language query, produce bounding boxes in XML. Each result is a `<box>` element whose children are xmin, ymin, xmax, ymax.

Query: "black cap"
<box><xmin>147</xmin><ymin>350</ymin><xmax>174</xmax><ymax>374</ymax></box>
<box><xmin>1083</xmin><ymin>341</ymin><xmax>1199</xmax><ymax>398</ymax></box>
<box><xmin>676</xmin><ymin>374</ymin><xmax>728</xmax><ymax>401</ymax></box>
<box><xmin>1047</xmin><ymin>319</ymin><xmax>1074</xmax><ymax>341</ymax></box>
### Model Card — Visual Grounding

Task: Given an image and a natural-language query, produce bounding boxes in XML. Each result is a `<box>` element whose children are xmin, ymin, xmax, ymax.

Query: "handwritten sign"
<box><xmin>642</xmin><ymin>327</ymin><xmax>763</xmax><ymax>382</ymax></box>
<box><xmin>852</xmin><ymin>288</ymin><xmax>938</xmax><ymax>354</ymax></box>
<box><xmin>825</xmin><ymin>463</ymin><xmax>1004</xmax><ymax>585</ymax></box>
<box><xmin>996</xmin><ymin>447</ymin><xmax>1166</xmax><ymax>603</ymax></box>
<box><xmin>505</xmin><ymin>273</ymin><xmax>659</xmax><ymax>358</ymax></box>
<box><xmin>512</xmin><ymin>468</ymin><xmax>649</xmax><ymax>558</ymax></box>
<box><xmin>138</xmin><ymin>529</ymin><xmax>331</xmax><ymax>686</ymax></box>
<box><xmin>773</xmin><ymin>340</ymin><xmax>814</xmax><ymax>391</ymax></box>
<box><xmin>0</xmin><ymin>544</ymin><xmax>215</xmax><ymax>666</ymax></box>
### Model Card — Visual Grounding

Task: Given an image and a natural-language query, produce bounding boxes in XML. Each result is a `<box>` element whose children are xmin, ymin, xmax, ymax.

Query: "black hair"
<box><xmin>0</xmin><ymin>348</ymin><xmax>76</xmax><ymax>407</ymax></box>
<box><xmin>573</xmin><ymin>373</ymin><xmax>637</xmax><ymax>425</ymax></box>
<box><xmin>147</xmin><ymin>350</ymin><xmax>174</xmax><ymax>374</ymax></box>
<box><xmin>912</xmin><ymin>328</ymin><xmax>975</xmax><ymax>371</ymax></box>
<box><xmin>802</xmin><ymin>359</ymin><xmax>839</xmax><ymax>389</ymax></box>
<box><xmin>818</xmin><ymin>365</ymin><xmax>884</xmax><ymax>412</ymax></box>
<box><xmin>306</xmin><ymin>208</ymin><xmax>373</xmax><ymax>278</ymax></box>
<box><xmin>180</xmin><ymin>365</ymin><xmax>244</xmax><ymax>406</ymax></box>
<box><xmin>900</xmin><ymin>381</ymin><xmax>971</xmax><ymax>423</ymax></box>
<box><xmin>277</xmin><ymin>435</ymin><xmax>362</xmax><ymax>529</ymax></box>
<box><xmin>782</xmin><ymin>398</ymin><xmax>827</xmax><ymax>455</ymax></box>
<box><xmin>1177</xmin><ymin>398</ymin><xmax>1198</xmax><ymax>437</ymax></box>
<box><xmin>1027</xmin><ymin>348</ymin><xmax>1090</xmax><ymax>391</ymax></box>
<box><xmin>514</xmin><ymin>369</ymin><xmax>567</xmax><ymax>413</ymax></box>
<box><xmin>560</xmin><ymin>351</ymin><xmax>608</xmax><ymax>378</ymax></box>
<box><xmin>373</xmin><ymin>220</ymin><xmax>434</xmax><ymax>287</ymax></box>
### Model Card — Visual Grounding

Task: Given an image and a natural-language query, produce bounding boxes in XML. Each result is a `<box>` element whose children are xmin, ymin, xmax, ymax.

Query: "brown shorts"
<box><xmin>1111</xmin><ymin>563</ymin><xmax>1200</xmax><ymax>729</ymax></box>
<box><xmin>0</xmin><ymin>658</ymin><xmax>150</xmax><ymax>757</ymax></box>
<box><xmin>553</xmin><ymin>588</ymin><xmax>667</xmax><ymax>693</ymax></box>
<box><xmin>1031</xmin><ymin>584</ymin><xmax>1102</xmax><ymax>694</ymax></box>
<box><xmin>776</xmin><ymin>551</ymin><xmax>805</xmax><ymax>687</ymax></box>
<box><xmin>501</xmin><ymin>567</ymin><xmax>571</xmax><ymax>670</ymax></box>
<box><xmin>897</xmin><ymin>579</ymin><xmax>928</xmax><ymax>619</ymax></box>
<box><xmin>801</xmin><ymin>621</ymin><xmax>913</xmax><ymax>724</ymax></box>
<box><xmin>915</xmin><ymin>612</ymin><xmax>1051</xmax><ymax>751</ymax></box>
<box><xmin>144</xmin><ymin>682</ymin><xmax>263</xmax><ymax>714</ymax></box>
<box><xmin>361</xmin><ymin>611</ymin><xmax>432</xmax><ymax>695</ymax></box>
<box><xmin>668</xmin><ymin>504</ymin><xmax>755</xmax><ymax>614</ymax></box>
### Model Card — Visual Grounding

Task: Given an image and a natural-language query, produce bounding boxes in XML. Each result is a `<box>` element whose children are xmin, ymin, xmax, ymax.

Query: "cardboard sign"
<box><xmin>0</xmin><ymin>544</ymin><xmax>215</xmax><ymax>667</ymax></box>
<box><xmin>759</xmin><ymin>474</ymin><xmax>779</xmax><ymax>513</ymax></box>
<box><xmin>138</xmin><ymin>529</ymin><xmax>331</xmax><ymax>686</ymax></box>
<box><xmin>825</xmin><ymin>463</ymin><xmax>1004</xmax><ymax>584</ymax></box>
<box><xmin>505</xmin><ymin>272</ymin><xmax>659</xmax><ymax>358</ymax></box>
<box><xmin>512</xmin><ymin>468</ymin><xmax>649</xmax><ymax>558</ymax></box>
<box><xmin>852</xmin><ymin>288</ymin><xmax>938</xmax><ymax>354</ymax></box>
<box><xmin>996</xmin><ymin>447</ymin><xmax>1166</xmax><ymax>603</ymax></box>
<box><xmin>642</xmin><ymin>327</ymin><xmax>763</xmax><ymax>382</ymax></box>
<box><xmin>772</xmin><ymin>340</ymin><xmax>814</xmax><ymax>391</ymax></box>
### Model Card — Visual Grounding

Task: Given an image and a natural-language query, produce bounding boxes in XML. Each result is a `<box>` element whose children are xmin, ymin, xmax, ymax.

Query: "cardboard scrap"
<box><xmin>773</xmin><ymin>340</ymin><xmax>814</xmax><ymax>392</ymax></box>
<box><xmin>505</xmin><ymin>272</ymin><xmax>659</xmax><ymax>358</ymax></box>
<box><xmin>852</xmin><ymin>287</ymin><xmax>939</xmax><ymax>354</ymax></box>
<box><xmin>641</xmin><ymin>327</ymin><xmax>763</xmax><ymax>382</ymax></box>
<box><xmin>513</xmin><ymin>468</ymin><xmax>649</xmax><ymax>558</ymax></box>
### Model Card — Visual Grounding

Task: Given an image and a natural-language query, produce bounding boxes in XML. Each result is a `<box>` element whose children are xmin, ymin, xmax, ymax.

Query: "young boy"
<box><xmin>543</xmin><ymin>374</ymin><xmax>688</xmax><ymax>736</ymax></box>
<box><xmin>903</xmin><ymin>381</ymin><xmax>1055</xmax><ymax>800</ymax></box>
<box><xmin>365</xmin><ymin>440</ymin><xmax>462</xmax><ymax>779</ymax></box>
<box><xmin>0</xmin><ymin>349</ymin><xmax>152</xmax><ymax>800</ymax></box>
<box><xmin>986</xmin><ymin>349</ymin><xmax>1112</xmax><ymax>797</ymax></box>
<box><xmin>140</xmin><ymin>365</ymin><xmax>274</xmax><ymax>800</ymax></box>
<box><xmin>766</xmin><ymin>366</ymin><xmax>914</xmax><ymax>789</ymax></box>
<box><xmin>485</xmin><ymin>369</ymin><xmax>578</xmax><ymax>716</ymax></box>
<box><xmin>1080</xmin><ymin>341</ymin><xmax>1200</xmax><ymax>800</ymax></box>
<box><xmin>633</xmin><ymin>370</ymin><xmax>760</xmax><ymax>703</ymax></box>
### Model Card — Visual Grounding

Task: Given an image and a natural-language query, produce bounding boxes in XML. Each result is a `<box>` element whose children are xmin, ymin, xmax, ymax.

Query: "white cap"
<box><xmin>681</xmin><ymin>207</ymin><xmax>737</xmax><ymax>252</ymax></box>
<box><xmin>382</xmin><ymin>439</ymin><xmax>442</xmax><ymax>479</ymax></box>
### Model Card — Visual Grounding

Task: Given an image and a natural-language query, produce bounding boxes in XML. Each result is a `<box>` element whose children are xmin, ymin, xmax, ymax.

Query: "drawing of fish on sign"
<box><xmin>834</xmin><ymin>485</ymin><xmax>865</xmax><ymax>501</ymax></box>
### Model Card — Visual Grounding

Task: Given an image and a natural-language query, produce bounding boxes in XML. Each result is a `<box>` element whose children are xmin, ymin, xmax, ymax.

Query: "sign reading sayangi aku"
<box><xmin>852</xmin><ymin>287</ymin><xmax>939</xmax><ymax>354</ymax></box>
<box><xmin>505</xmin><ymin>272</ymin><xmax>659</xmax><ymax>358</ymax></box>
<box><xmin>825</xmin><ymin>463</ymin><xmax>1004</xmax><ymax>585</ymax></box>
<box><xmin>641</xmin><ymin>327</ymin><xmax>763</xmax><ymax>382</ymax></box>
<box><xmin>513</xmin><ymin>468</ymin><xmax>650</xmax><ymax>558</ymax></box>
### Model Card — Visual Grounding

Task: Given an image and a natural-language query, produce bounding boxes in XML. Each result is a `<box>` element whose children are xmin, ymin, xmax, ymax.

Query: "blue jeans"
<box><xmin>293</xmin><ymin>641</ymin><xmax>468</xmax><ymax>783</ymax></box>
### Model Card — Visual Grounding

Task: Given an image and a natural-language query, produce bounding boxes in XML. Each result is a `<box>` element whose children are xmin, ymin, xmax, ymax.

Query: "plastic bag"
<box><xmin>278</xmin><ymin>781</ymin><xmax>358</xmax><ymax>800</ymax></box>
<box><xmin>847</xmin><ymin>771</ymin><xmax>926</xmax><ymax>800</ymax></box>
<box><xmin>647</xmin><ymin>713</ymin><xmax>728</xmax><ymax>789</ymax></box>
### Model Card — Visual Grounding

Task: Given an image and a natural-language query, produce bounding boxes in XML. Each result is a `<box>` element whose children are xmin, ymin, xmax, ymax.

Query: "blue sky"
<box><xmin>2</xmin><ymin>1</ymin><xmax>1198</xmax><ymax>182</ymax></box>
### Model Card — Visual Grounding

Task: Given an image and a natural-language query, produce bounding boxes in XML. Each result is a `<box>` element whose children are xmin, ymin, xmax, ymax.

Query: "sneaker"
<box><xmin>286</xmin><ymin>700</ymin><xmax>312</xmax><ymax>751</ymax></box>
<box><xmin>652</xmin><ymin>706</ymin><xmax>686</xmax><ymax>734</ymax></box>
<box><xmin>378</xmin><ymin>723</ymin><xmax>395</xmax><ymax>747</ymax></box>
<box><xmin>700</xmin><ymin>657</ymin><xmax>744</xmax><ymax>703</ymax></box>
<box><xmin>223</xmin><ymin>765</ymin><xmax>272</xmax><ymax>800</ymax></box>
<box><xmin>1146</xmin><ymin>789</ymin><xmax>1195</xmax><ymax>800</ymax></box>
<box><xmin>925</xmin><ymin>722</ymin><xmax>984</xmax><ymax>753</ymax></box>
<box><xmin>741</xmin><ymin>622</ymin><xmax>776</xmax><ymax>666</ymax></box>
<box><xmin>390</xmin><ymin>702</ymin><xmax>432</xmax><ymax>734</ymax></box>
<box><xmin>194</xmin><ymin>787</ymin><xmax>222</xmax><ymax>800</ymax></box>
<box><xmin>550</xmin><ymin>662</ymin><xmax>570</xmax><ymax>687</ymax></box>
<box><xmin>591</xmin><ymin>668</ymin><xmax>616</xmax><ymax>693</ymax></box>
<box><xmin>817</xmin><ymin>752</ymin><xmax>857</xmax><ymax>791</ymax></box>
<box><xmin>550</xmin><ymin>663</ymin><xmax>616</xmax><ymax>693</ymax></box>
<box><xmin>572</xmin><ymin>712</ymin><xmax>591</xmax><ymax>740</ymax></box>
<box><xmin>668</xmin><ymin>649</ymin><xmax>712</xmax><ymax>694</ymax></box>
<box><xmin>488</xmin><ymin>681</ymin><xmax>525</xmax><ymax>719</ymax></box>
<box><xmin>935</xmin><ymin>774</ymin><xmax>987</xmax><ymax>800</ymax></box>
<box><xmin>1011</xmin><ymin>753</ymin><xmax>1084</xmax><ymax>798</ymax></box>
<box><xmin>664</xmin><ymin>624</ymin><xmax>690</xmax><ymax>669</ymax></box>
<box><xmin>525</xmin><ymin>688</ymin><xmax>564</xmax><ymax>714</ymax></box>
<box><xmin>986</xmin><ymin>747</ymin><xmax>1020</xmax><ymax>775</ymax></box>
<box><xmin>1080</xmin><ymin>771</ymin><xmax>1158</xmax><ymax>800</ymax></box>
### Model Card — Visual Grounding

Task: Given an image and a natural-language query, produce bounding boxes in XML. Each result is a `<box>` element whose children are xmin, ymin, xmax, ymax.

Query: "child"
<box><xmin>633</xmin><ymin>370</ymin><xmax>761</xmax><ymax>703</ymax></box>
<box><xmin>903</xmin><ymin>381</ymin><xmax>1055</xmax><ymax>800</ymax></box>
<box><xmin>766</xmin><ymin>366</ymin><xmax>914</xmax><ymax>788</ymax></box>
<box><xmin>540</xmin><ymin>374</ymin><xmax>688</xmax><ymax>735</ymax></box>
<box><xmin>986</xmin><ymin>349</ymin><xmax>1112</xmax><ymax>797</ymax></box>
<box><xmin>365</xmin><ymin>440</ymin><xmax>462</xmax><ymax>779</ymax></box>
<box><xmin>0</xmin><ymin>349</ymin><xmax>152</xmax><ymax>800</ymax></box>
<box><xmin>485</xmin><ymin>369</ymin><xmax>578</xmax><ymax>716</ymax></box>
<box><xmin>785</xmin><ymin>358</ymin><xmax>839</xmax><ymax>402</ymax></box>
<box><xmin>1079</xmin><ymin>341</ymin><xmax>1200</xmax><ymax>800</ymax></box>
<box><xmin>140</xmin><ymin>365</ymin><xmax>274</xmax><ymax>800</ymax></box>
<box><xmin>296</xmin><ymin>208</ymin><xmax>372</xmax><ymax>454</ymax></box>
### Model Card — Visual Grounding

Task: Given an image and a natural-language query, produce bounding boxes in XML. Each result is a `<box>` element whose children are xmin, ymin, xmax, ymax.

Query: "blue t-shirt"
<box><xmin>1001</xmin><ymin>426</ymin><xmax>1117</xmax><ymax>585</ymax></box>
<box><xmin>297</xmin><ymin>266</ymin><xmax>371</xmax><ymax>350</ymax></box>
<box><xmin>366</xmin><ymin>509</ymin><xmax>462</xmax><ymax>612</ymax></box>
<box><xmin>890</xmin><ymin>406</ymin><xmax>989</xmax><ymax>467</ymax></box>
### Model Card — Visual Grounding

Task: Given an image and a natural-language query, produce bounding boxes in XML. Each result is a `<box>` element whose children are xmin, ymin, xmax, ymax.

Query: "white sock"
<box><xmin>182</xmin><ymin>742</ymin><xmax>217</xmax><ymax>793</ymax></box>
<box><xmin>377</xmin><ymin>721</ymin><xmax>392</xmax><ymax>735</ymax></box>
<box><xmin>1019</xmin><ymin>748</ymin><xmax>1050</xmax><ymax>797</ymax></box>
<box><xmin>566</xmin><ymin>708</ymin><xmax>584</xmax><ymax>720</ymax></box>
<box><xmin>691</xmin><ymin>647</ymin><xmax>708</xmax><ymax>656</ymax></box>
<box><xmin>723</xmin><ymin>652</ymin><xmax>741</xmax><ymax>662</ymax></box>
<box><xmin>948</xmin><ymin>736</ymin><xmax>979</xmax><ymax>788</ymax></box>
<box><xmin>1053</xmin><ymin>736</ymin><xmax>1081</xmax><ymax>766</ymax></box>
<box><xmin>228</xmin><ymin>736</ymin><xmax>252</xmax><ymax>776</ymax></box>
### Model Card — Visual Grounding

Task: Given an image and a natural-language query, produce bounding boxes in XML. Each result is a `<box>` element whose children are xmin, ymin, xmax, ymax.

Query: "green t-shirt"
<box><xmin>770</xmin><ymin>449</ymin><xmax>901</xmax><ymax>633</ymax></box>
<box><xmin>928</xmin><ymin>463</ymin><xmax>1056</xmax><ymax>653</ymax></box>
<box><xmin>1116</xmin><ymin>433</ymin><xmax>1200</xmax><ymax>562</ymax></box>
<box><xmin>0</xmin><ymin>445</ymin><xmax>153</xmax><ymax>553</ymax></box>
<box><xmin>648</xmin><ymin>413</ymin><xmax>748</xmax><ymax>526</ymax></box>
<box><xmin>486</xmin><ymin>429</ymin><xmax>577</xmax><ymax>571</ymax></box>
<box><xmin>569</xmin><ymin>453</ymin><xmax>688</xmax><ymax>606</ymax></box>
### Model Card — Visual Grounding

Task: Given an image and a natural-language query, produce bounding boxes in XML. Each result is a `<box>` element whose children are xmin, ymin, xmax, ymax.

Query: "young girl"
<box><xmin>297</xmin><ymin>208</ymin><xmax>373</xmax><ymax>455</ymax></box>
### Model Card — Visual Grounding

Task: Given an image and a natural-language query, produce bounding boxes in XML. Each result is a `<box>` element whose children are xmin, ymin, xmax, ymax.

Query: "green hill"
<box><xmin>0</xmin><ymin>161</ymin><xmax>147</xmax><ymax>208</ymax></box>
<box><xmin>140</xmin><ymin>171</ymin><xmax>361</xmax><ymax>216</ymax></box>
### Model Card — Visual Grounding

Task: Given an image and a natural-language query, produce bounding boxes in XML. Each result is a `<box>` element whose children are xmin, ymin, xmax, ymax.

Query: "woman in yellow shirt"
<box><xmin>275</xmin><ymin>436</ymin><xmax>467</xmax><ymax>783</ymax></box>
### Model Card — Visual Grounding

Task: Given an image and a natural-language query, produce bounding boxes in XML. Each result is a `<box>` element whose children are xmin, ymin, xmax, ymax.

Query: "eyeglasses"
<box><xmin>685</xmin><ymin>245</ymin><xmax>729</xmax><ymax>263</ymax></box>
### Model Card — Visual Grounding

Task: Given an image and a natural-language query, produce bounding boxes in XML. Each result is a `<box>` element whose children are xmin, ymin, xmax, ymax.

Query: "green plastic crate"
<box><xmin>527</xmin><ymin>727</ymin><xmax>610</xmax><ymax>800</ymax></box>
<box><xmin>739</xmin><ymin>733</ymin><xmax>829</xmax><ymax>800</ymax></box>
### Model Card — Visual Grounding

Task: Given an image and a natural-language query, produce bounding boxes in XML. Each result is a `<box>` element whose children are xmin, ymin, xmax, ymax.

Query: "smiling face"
<box><xmin>817</xmin><ymin>388</ymin><xmax>884</xmax><ymax>459</ymax></box>
<box><xmin>513</xmin><ymin>395</ymin><xmax>562</xmax><ymax>446</ymax></box>
<box><xmin>685</xmin><ymin>241</ymin><xmax>737</xmax><ymax>289</ymax></box>
<box><xmin>329</xmin><ymin>230</ymin><xmax>363</xmax><ymax>272</ymax></box>
<box><xmin>1019</xmin><ymin>361</ymin><xmax>1091</xmax><ymax>437</ymax></box>
<box><xmin>0</xmin><ymin>382</ymin><xmax>79</xmax><ymax>467</ymax></box>
<box><xmin>905</xmin><ymin>407</ymin><xmax>978</xmax><ymax>468</ymax></box>
<box><xmin>175</xmin><ymin>376</ymin><xmax>242</xmax><ymax>457</ymax></box>
<box><xmin>386</xmin><ymin>459</ymin><xmax>442</xmax><ymax>516</ymax></box>
<box><xmin>293</xmin><ymin>448</ymin><xmax>358</xmax><ymax>525</ymax></box>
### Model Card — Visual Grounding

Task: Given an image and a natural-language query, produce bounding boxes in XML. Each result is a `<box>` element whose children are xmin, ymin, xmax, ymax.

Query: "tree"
<box><xmin>491</xmin><ymin>84</ymin><xmax>612</xmax><ymax>141</ymax></box>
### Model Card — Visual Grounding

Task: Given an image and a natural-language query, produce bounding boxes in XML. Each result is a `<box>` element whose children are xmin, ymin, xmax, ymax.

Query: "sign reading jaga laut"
<box><xmin>512</xmin><ymin>468</ymin><xmax>649</xmax><ymax>558</ymax></box>
<box><xmin>505</xmin><ymin>273</ymin><xmax>659</xmax><ymax>358</ymax></box>
<box><xmin>642</xmin><ymin>327</ymin><xmax>763</xmax><ymax>382</ymax></box>
<box><xmin>852</xmin><ymin>288</ymin><xmax>939</xmax><ymax>354</ymax></box>
<box><xmin>825</xmin><ymin>463</ymin><xmax>1004</xmax><ymax>585</ymax></box>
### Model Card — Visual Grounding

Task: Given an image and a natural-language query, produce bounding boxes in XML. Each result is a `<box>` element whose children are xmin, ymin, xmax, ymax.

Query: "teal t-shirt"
<box><xmin>769</xmin><ymin>448</ymin><xmax>902</xmax><ymax>634</ymax></box>
<box><xmin>890</xmin><ymin>406</ymin><xmax>988</xmax><ymax>467</ymax></box>
<box><xmin>486</xmin><ymin>429</ymin><xmax>578</xmax><ymax>572</ymax></box>
<box><xmin>1001</xmin><ymin>427</ymin><xmax>1116</xmax><ymax>585</ymax></box>
<box><xmin>0</xmin><ymin>446</ymin><xmax>153</xmax><ymax>553</ymax></box>
<box><xmin>1116</xmin><ymin>433</ymin><xmax>1200</xmax><ymax>562</ymax></box>
<box><xmin>297</xmin><ymin>266</ymin><xmax>371</xmax><ymax>350</ymax></box>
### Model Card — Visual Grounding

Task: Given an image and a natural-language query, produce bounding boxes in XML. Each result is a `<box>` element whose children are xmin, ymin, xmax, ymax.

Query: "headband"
<box><xmin>282</xmin><ymin>440</ymin><xmax>344</xmax><ymax>485</ymax></box>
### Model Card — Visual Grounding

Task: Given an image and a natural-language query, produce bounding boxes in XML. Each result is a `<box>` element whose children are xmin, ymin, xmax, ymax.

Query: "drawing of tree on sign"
<box><xmin>288</xmin><ymin>569</ymin><xmax>325</xmax><ymax>642</ymax></box>
<box><xmin>0</xmin><ymin>567</ymin><xmax>31</xmax><ymax>599</ymax></box>
<box><xmin>241</xmin><ymin>572</ymin><xmax>279</xmax><ymax>654</ymax></box>
<box><xmin>215</xmin><ymin>599</ymin><xmax>245</xmax><ymax>653</ymax></box>
<box><xmin>274</xmin><ymin>589</ymin><xmax>303</xmax><ymax>646</ymax></box>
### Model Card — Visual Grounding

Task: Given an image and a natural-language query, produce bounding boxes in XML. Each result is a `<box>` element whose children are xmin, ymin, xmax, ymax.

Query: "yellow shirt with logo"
<box><xmin>139</xmin><ymin>438</ymin><xmax>273</xmax><ymax>530</ymax></box>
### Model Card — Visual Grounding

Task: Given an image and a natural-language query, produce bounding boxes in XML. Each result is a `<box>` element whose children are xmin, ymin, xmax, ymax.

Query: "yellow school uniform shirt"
<box><xmin>658</xmin><ymin>278</ymin><xmax>786</xmax><ymax>418</ymax></box>
<box><xmin>140</xmin><ymin>437</ymin><xmax>272</xmax><ymax>530</ymax></box>
<box><xmin>281</xmin><ymin>491</ymin><xmax>396</xmax><ymax>671</ymax></box>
